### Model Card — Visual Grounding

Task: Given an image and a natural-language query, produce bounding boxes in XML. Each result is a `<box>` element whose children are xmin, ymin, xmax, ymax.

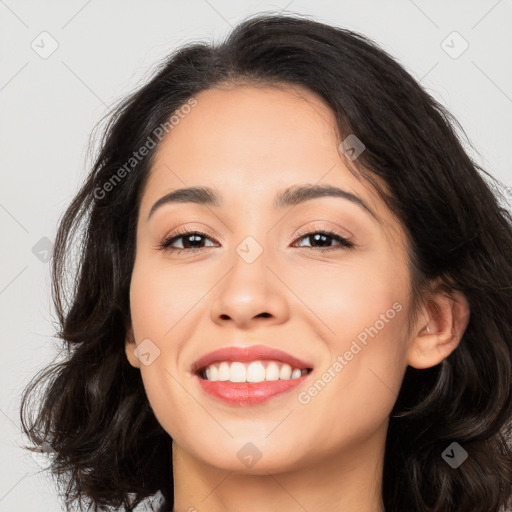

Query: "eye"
<box><xmin>292</xmin><ymin>228</ymin><xmax>354</xmax><ymax>251</ymax></box>
<box><xmin>158</xmin><ymin>229</ymin><xmax>218</xmax><ymax>254</ymax></box>
<box><xmin>157</xmin><ymin>227</ymin><xmax>355</xmax><ymax>255</ymax></box>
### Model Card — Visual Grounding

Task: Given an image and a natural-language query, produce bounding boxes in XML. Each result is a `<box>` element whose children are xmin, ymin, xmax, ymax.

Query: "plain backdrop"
<box><xmin>1</xmin><ymin>1</ymin><xmax>511</xmax><ymax>511</ymax></box>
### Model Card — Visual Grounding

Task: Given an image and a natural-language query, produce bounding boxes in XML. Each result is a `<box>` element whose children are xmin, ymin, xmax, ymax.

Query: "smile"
<box><xmin>201</xmin><ymin>360</ymin><xmax>309</xmax><ymax>383</ymax></box>
<box><xmin>191</xmin><ymin>344</ymin><xmax>314</xmax><ymax>405</ymax></box>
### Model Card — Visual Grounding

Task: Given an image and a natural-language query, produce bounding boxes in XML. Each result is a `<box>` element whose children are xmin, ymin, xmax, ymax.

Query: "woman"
<box><xmin>19</xmin><ymin>12</ymin><xmax>512</xmax><ymax>512</ymax></box>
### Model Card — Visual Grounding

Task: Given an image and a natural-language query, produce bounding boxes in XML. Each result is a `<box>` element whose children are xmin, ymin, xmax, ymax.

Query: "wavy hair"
<box><xmin>19</xmin><ymin>12</ymin><xmax>512</xmax><ymax>512</ymax></box>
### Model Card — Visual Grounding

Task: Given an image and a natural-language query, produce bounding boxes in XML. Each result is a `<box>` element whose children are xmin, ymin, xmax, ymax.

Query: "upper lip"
<box><xmin>190</xmin><ymin>344</ymin><xmax>314</xmax><ymax>374</ymax></box>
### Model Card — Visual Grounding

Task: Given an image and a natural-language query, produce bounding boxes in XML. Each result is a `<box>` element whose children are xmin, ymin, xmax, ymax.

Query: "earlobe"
<box><xmin>124</xmin><ymin>323</ymin><xmax>140</xmax><ymax>369</ymax></box>
<box><xmin>407</xmin><ymin>289</ymin><xmax>470</xmax><ymax>370</ymax></box>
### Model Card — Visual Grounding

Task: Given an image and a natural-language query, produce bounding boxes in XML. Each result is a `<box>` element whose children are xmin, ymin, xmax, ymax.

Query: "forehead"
<box><xmin>140</xmin><ymin>84</ymin><xmax>394</xmax><ymax>232</ymax></box>
<box><xmin>152</xmin><ymin>84</ymin><xmax>341</xmax><ymax>177</ymax></box>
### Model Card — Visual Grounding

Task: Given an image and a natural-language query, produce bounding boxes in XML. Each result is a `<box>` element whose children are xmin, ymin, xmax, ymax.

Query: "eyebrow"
<box><xmin>147</xmin><ymin>184</ymin><xmax>378</xmax><ymax>222</ymax></box>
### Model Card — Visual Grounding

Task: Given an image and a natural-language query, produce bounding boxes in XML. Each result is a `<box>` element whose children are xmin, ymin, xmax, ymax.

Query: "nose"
<box><xmin>209</xmin><ymin>249</ymin><xmax>290</xmax><ymax>330</ymax></box>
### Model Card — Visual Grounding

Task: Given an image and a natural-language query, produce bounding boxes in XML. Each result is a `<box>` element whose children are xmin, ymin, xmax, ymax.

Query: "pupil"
<box><xmin>185</xmin><ymin>234</ymin><xmax>202</xmax><ymax>248</ymax></box>
<box><xmin>181</xmin><ymin>233</ymin><xmax>334</xmax><ymax>249</ymax></box>
<box><xmin>312</xmin><ymin>234</ymin><xmax>330</xmax><ymax>247</ymax></box>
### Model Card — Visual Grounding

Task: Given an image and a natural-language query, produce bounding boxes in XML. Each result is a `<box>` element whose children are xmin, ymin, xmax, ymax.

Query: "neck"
<box><xmin>170</xmin><ymin>427</ymin><xmax>387</xmax><ymax>512</ymax></box>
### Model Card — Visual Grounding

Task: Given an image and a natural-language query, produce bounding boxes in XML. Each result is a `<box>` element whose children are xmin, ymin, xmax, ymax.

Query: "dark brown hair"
<box><xmin>19</xmin><ymin>12</ymin><xmax>512</xmax><ymax>512</ymax></box>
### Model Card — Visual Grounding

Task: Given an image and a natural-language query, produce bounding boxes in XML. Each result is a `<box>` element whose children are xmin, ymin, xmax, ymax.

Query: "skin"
<box><xmin>125</xmin><ymin>83</ymin><xmax>470</xmax><ymax>512</ymax></box>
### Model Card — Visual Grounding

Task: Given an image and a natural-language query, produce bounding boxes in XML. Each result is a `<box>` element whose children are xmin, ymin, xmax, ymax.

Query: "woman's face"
<box><xmin>126</xmin><ymin>84</ymin><xmax>416</xmax><ymax>474</ymax></box>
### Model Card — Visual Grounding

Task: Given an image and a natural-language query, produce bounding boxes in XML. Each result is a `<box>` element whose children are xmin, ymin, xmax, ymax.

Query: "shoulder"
<box><xmin>148</xmin><ymin>492</ymin><xmax>171</xmax><ymax>512</ymax></box>
<box><xmin>156</xmin><ymin>496</ymin><xmax>172</xmax><ymax>512</ymax></box>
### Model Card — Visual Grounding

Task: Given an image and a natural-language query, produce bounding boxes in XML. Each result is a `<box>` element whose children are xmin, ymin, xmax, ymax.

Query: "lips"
<box><xmin>190</xmin><ymin>344</ymin><xmax>314</xmax><ymax>406</ymax></box>
<box><xmin>190</xmin><ymin>344</ymin><xmax>314</xmax><ymax>375</ymax></box>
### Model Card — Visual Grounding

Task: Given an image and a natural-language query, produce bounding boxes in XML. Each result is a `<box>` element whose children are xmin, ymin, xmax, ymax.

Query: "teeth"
<box><xmin>279</xmin><ymin>364</ymin><xmax>292</xmax><ymax>380</ymax></box>
<box><xmin>230</xmin><ymin>362</ymin><xmax>246</xmax><ymax>382</ymax></box>
<box><xmin>291</xmin><ymin>368</ymin><xmax>302</xmax><ymax>379</ymax></box>
<box><xmin>218</xmin><ymin>362</ymin><xmax>230</xmax><ymax>381</ymax></box>
<box><xmin>265</xmin><ymin>362</ymin><xmax>280</xmax><ymax>381</ymax></box>
<box><xmin>247</xmin><ymin>361</ymin><xmax>266</xmax><ymax>382</ymax></box>
<box><xmin>202</xmin><ymin>360</ymin><xmax>309</xmax><ymax>383</ymax></box>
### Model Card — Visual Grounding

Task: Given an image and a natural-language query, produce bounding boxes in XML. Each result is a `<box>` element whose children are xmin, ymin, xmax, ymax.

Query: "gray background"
<box><xmin>1</xmin><ymin>1</ymin><xmax>511</xmax><ymax>511</ymax></box>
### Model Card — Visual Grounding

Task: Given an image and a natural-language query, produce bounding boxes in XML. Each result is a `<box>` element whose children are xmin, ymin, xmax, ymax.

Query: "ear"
<box><xmin>407</xmin><ymin>287</ymin><xmax>470</xmax><ymax>370</ymax></box>
<box><xmin>125</xmin><ymin>323</ymin><xmax>140</xmax><ymax>369</ymax></box>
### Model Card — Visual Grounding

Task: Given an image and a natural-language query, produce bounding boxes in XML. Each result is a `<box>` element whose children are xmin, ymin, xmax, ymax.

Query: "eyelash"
<box><xmin>158</xmin><ymin>227</ymin><xmax>355</xmax><ymax>255</ymax></box>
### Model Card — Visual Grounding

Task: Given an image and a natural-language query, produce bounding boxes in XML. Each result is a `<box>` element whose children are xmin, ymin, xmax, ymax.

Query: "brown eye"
<box><xmin>293</xmin><ymin>229</ymin><xmax>354</xmax><ymax>251</ymax></box>
<box><xmin>159</xmin><ymin>230</ymin><xmax>218</xmax><ymax>253</ymax></box>
<box><xmin>158</xmin><ymin>228</ymin><xmax>354</xmax><ymax>255</ymax></box>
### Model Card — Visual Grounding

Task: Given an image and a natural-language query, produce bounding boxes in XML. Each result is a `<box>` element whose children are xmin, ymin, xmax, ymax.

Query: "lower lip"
<box><xmin>195</xmin><ymin>373</ymin><xmax>312</xmax><ymax>405</ymax></box>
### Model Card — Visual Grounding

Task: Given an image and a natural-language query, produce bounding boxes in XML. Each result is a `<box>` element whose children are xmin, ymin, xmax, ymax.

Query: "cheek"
<box><xmin>284</xmin><ymin>250</ymin><xmax>408</xmax><ymax>343</ymax></box>
<box><xmin>129</xmin><ymin>257</ymin><xmax>208</xmax><ymax>340</ymax></box>
<box><xmin>128</xmin><ymin>239</ymin><xmax>412</xmax><ymax>450</ymax></box>
<box><xmin>287</xmin><ymin>256</ymin><xmax>410</xmax><ymax>429</ymax></box>
<box><xmin>128</xmin><ymin>261</ymin><xmax>196</xmax><ymax>432</ymax></box>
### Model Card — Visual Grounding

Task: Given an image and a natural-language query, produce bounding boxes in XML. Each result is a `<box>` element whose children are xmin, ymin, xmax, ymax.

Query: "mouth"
<box><xmin>191</xmin><ymin>345</ymin><xmax>314</xmax><ymax>406</ymax></box>
<box><xmin>197</xmin><ymin>361</ymin><xmax>312</xmax><ymax>382</ymax></box>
